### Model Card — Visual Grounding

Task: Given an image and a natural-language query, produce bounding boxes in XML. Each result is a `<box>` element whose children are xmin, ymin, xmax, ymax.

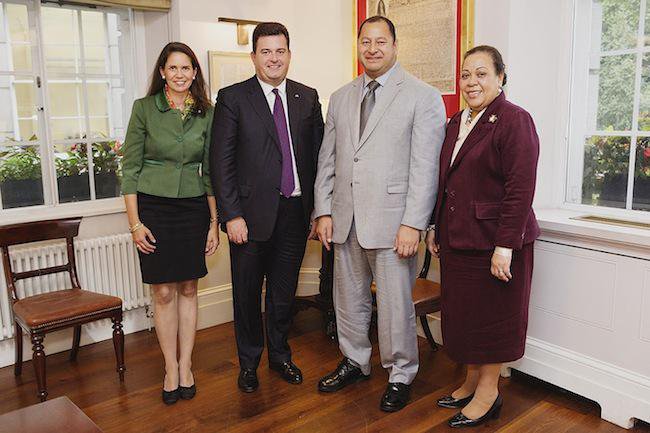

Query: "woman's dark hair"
<box><xmin>252</xmin><ymin>22</ymin><xmax>290</xmax><ymax>53</ymax></box>
<box><xmin>464</xmin><ymin>45</ymin><xmax>507</xmax><ymax>86</ymax></box>
<box><xmin>147</xmin><ymin>42</ymin><xmax>211</xmax><ymax>116</ymax></box>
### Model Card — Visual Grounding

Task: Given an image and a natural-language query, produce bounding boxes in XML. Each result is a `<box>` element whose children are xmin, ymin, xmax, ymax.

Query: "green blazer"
<box><xmin>121</xmin><ymin>91</ymin><xmax>214</xmax><ymax>198</ymax></box>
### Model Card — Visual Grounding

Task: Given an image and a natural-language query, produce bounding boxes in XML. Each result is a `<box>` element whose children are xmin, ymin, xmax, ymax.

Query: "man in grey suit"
<box><xmin>313</xmin><ymin>16</ymin><xmax>446</xmax><ymax>412</ymax></box>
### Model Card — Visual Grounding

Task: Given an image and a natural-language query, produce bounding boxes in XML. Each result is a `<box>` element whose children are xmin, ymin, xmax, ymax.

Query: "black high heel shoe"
<box><xmin>179</xmin><ymin>384</ymin><xmax>196</xmax><ymax>400</ymax></box>
<box><xmin>162</xmin><ymin>387</ymin><xmax>180</xmax><ymax>405</ymax></box>
<box><xmin>448</xmin><ymin>394</ymin><xmax>503</xmax><ymax>428</ymax></box>
<box><xmin>437</xmin><ymin>393</ymin><xmax>474</xmax><ymax>409</ymax></box>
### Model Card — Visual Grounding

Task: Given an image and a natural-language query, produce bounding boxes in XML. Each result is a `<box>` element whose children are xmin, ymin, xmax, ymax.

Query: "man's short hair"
<box><xmin>252</xmin><ymin>22</ymin><xmax>290</xmax><ymax>52</ymax></box>
<box><xmin>357</xmin><ymin>15</ymin><xmax>396</xmax><ymax>42</ymax></box>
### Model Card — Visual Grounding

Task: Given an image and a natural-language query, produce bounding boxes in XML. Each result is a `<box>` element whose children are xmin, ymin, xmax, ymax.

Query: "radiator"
<box><xmin>0</xmin><ymin>233</ymin><xmax>149</xmax><ymax>340</ymax></box>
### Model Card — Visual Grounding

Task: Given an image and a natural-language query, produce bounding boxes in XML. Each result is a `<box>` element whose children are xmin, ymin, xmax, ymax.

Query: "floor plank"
<box><xmin>0</xmin><ymin>310</ymin><xmax>648</xmax><ymax>433</ymax></box>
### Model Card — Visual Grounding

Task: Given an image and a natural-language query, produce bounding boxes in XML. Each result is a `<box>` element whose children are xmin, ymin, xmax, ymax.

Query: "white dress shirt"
<box><xmin>453</xmin><ymin>107</ymin><xmax>512</xmax><ymax>258</ymax></box>
<box><xmin>257</xmin><ymin>77</ymin><xmax>301</xmax><ymax>197</ymax></box>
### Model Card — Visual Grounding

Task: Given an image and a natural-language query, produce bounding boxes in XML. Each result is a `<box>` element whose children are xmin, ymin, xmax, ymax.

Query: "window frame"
<box><xmin>0</xmin><ymin>0</ymin><xmax>135</xmax><ymax>220</ymax></box>
<box><xmin>565</xmin><ymin>0</ymin><xmax>650</xmax><ymax>220</ymax></box>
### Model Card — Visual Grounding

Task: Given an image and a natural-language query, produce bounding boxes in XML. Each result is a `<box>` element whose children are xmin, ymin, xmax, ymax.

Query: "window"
<box><xmin>0</xmin><ymin>0</ymin><xmax>133</xmax><ymax>212</ymax></box>
<box><xmin>567</xmin><ymin>0</ymin><xmax>650</xmax><ymax>213</ymax></box>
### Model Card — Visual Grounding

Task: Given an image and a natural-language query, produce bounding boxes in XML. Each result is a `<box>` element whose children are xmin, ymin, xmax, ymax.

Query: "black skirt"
<box><xmin>137</xmin><ymin>192</ymin><xmax>210</xmax><ymax>285</ymax></box>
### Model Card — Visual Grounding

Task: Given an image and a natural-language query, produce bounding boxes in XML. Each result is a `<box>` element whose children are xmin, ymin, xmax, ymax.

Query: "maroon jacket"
<box><xmin>433</xmin><ymin>92</ymin><xmax>540</xmax><ymax>250</ymax></box>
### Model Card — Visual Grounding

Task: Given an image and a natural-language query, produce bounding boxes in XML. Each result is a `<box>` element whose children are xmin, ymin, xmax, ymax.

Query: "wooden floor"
<box><xmin>0</xmin><ymin>310</ymin><xmax>648</xmax><ymax>433</ymax></box>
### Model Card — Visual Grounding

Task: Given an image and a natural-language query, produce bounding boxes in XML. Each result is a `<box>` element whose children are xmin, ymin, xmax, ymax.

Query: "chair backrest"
<box><xmin>418</xmin><ymin>248</ymin><xmax>433</xmax><ymax>279</ymax></box>
<box><xmin>0</xmin><ymin>217</ymin><xmax>82</xmax><ymax>302</ymax></box>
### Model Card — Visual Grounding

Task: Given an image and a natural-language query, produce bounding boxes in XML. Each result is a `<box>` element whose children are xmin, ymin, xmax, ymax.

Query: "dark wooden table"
<box><xmin>0</xmin><ymin>396</ymin><xmax>102</xmax><ymax>433</ymax></box>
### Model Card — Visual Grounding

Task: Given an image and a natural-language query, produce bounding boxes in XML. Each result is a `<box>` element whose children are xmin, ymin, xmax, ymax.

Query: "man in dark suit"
<box><xmin>210</xmin><ymin>22</ymin><xmax>324</xmax><ymax>393</ymax></box>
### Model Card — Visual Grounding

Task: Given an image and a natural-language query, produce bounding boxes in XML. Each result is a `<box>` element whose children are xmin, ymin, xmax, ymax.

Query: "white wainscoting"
<box><xmin>422</xmin><ymin>225</ymin><xmax>650</xmax><ymax>429</ymax></box>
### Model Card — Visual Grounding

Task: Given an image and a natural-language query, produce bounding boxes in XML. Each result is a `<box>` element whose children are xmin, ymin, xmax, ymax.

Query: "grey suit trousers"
<box><xmin>334</xmin><ymin>220</ymin><xmax>419</xmax><ymax>384</ymax></box>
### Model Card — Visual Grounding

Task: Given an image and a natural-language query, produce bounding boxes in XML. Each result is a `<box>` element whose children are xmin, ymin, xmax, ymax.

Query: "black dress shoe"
<box><xmin>269</xmin><ymin>361</ymin><xmax>303</xmax><ymax>384</ymax></box>
<box><xmin>318</xmin><ymin>358</ymin><xmax>370</xmax><ymax>393</ymax></box>
<box><xmin>162</xmin><ymin>387</ymin><xmax>180</xmax><ymax>405</ymax></box>
<box><xmin>238</xmin><ymin>368</ymin><xmax>259</xmax><ymax>393</ymax></box>
<box><xmin>437</xmin><ymin>393</ymin><xmax>474</xmax><ymax>409</ymax></box>
<box><xmin>380</xmin><ymin>382</ymin><xmax>411</xmax><ymax>412</ymax></box>
<box><xmin>448</xmin><ymin>394</ymin><xmax>503</xmax><ymax>428</ymax></box>
<box><xmin>179</xmin><ymin>384</ymin><xmax>196</xmax><ymax>400</ymax></box>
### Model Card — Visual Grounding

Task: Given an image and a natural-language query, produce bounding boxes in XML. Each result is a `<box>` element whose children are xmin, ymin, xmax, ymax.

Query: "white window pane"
<box><xmin>0</xmin><ymin>144</ymin><xmax>44</xmax><ymax>208</ymax></box>
<box><xmin>42</xmin><ymin>8</ymin><xmax>80</xmax><ymax>74</ymax></box>
<box><xmin>7</xmin><ymin>3</ymin><xmax>30</xmax><ymax>43</ymax></box>
<box><xmin>582</xmin><ymin>136</ymin><xmax>630</xmax><ymax>209</ymax></box>
<box><xmin>633</xmin><ymin>137</ymin><xmax>650</xmax><ymax>210</ymax></box>
<box><xmin>92</xmin><ymin>141</ymin><xmax>121</xmax><ymax>199</ymax></box>
<box><xmin>0</xmin><ymin>77</ymin><xmax>38</xmax><ymax>142</ymax></box>
<box><xmin>50</xmin><ymin>118</ymin><xmax>84</xmax><ymax>140</ymax></box>
<box><xmin>48</xmin><ymin>82</ymin><xmax>85</xmax><ymax>117</ymax></box>
<box><xmin>84</xmin><ymin>45</ymin><xmax>107</xmax><ymax>74</ymax></box>
<box><xmin>54</xmin><ymin>142</ymin><xmax>90</xmax><ymax>203</ymax></box>
<box><xmin>639</xmin><ymin>53</ymin><xmax>650</xmax><ymax>131</ymax></box>
<box><xmin>89</xmin><ymin>117</ymin><xmax>108</xmax><ymax>138</ymax></box>
<box><xmin>11</xmin><ymin>44</ymin><xmax>32</xmax><ymax>71</ymax></box>
<box><xmin>589</xmin><ymin>54</ymin><xmax>635</xmax><ymax>131</ymax></box>
<box><xmin>87</xmin><ymin>82</ymin><xmax>108</xmax><ymax>116</ymax></box>
<box><xmin>593</xmin><ymin>0</ymin><xmax>640</xmax><ymax>52</ymax></box>
<box><xmin>81</xmin><ymin>11</ymin><xmax>106</xmax><ymax>46</ymax></box>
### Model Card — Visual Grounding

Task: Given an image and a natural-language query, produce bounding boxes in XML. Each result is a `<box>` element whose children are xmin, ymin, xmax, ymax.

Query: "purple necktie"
<box><xmin>272</xmin><ymin>88</ymin><xmax>295</xmax><ymax>197</ymax></box>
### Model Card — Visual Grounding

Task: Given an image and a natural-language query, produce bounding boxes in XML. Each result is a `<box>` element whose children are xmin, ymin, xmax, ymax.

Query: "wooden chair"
<box><xmin>0</xmin><ymin>217</ymin><xmax>125</xmax><ymax>401</ymax></box>
<box><xmin>371</xmin><ymin>248</ymin><xmax>441</xmax><ymax>351</ymax></box>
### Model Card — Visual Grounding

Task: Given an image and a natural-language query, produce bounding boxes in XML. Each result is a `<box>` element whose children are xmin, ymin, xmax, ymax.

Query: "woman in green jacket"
<box><xmin>121</xmin><ymin>42</ymin><xmax>218</xmax><ymax>405</ymax></box>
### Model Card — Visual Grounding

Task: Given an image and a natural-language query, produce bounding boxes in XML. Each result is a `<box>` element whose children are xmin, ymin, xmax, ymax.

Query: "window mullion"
<box><xmin>76</xmin><ymin>8</ymin><xmax>95</xmax><ymax>201</ymax></box>
<box><xmin>31</xmin><ymin>0</ymin><xmax>58</xmax><ymax>206</ymax></box>
<box><xmin>626</xmin><ymin>0</ymin><xmax>647</xmax><ymax>210</ymax></box>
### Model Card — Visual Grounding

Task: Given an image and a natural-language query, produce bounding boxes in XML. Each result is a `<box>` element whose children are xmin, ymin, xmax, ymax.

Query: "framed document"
<box><xmin>208</xmin><ymin>51</ymin><xmax>255</xmax><ymax>102</ymax></box>
<box><xmin>355</xmin><ymin>0</ymin><xmax>474</xmax><ymax>116</ymax></box>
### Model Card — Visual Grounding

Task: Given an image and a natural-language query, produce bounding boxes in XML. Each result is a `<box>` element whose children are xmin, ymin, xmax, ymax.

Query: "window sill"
<box><xmin>0</xmin><ymin>198</ymin><xmax>125</xmax><ymax>226</ymax></box>
<box><xmin>536</xmin><ymin>207</ymin><xmax>650</xmax><ymax>254</ymax></box>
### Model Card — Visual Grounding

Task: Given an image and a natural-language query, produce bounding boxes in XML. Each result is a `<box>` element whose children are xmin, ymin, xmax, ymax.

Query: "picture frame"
<box><xmin>207</xmin><ymin>51</ymin><xmax>255</xmax><ymax>102</ymax></box>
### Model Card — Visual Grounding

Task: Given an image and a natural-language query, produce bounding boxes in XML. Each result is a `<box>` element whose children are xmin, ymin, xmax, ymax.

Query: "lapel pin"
<box><xmin>488</xmin><ymin>114</ymin><xmax>498</xmax><ymax>123</ymax></box>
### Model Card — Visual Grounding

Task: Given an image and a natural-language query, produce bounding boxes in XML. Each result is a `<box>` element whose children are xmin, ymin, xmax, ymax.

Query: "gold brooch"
<box><xmin>488</xmin><ymin>114</ymin><xmax>498</xmax><ymax>123</ymax></box>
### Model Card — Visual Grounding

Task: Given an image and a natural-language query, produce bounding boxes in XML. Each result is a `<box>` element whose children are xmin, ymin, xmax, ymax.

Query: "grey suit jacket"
<box><xmin>314</xmin><ymin>64</ymin><xmax>446</xmax><ymax>249</ymax></box>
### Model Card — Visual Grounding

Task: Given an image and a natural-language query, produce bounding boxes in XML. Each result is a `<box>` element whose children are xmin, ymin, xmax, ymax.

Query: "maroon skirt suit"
<box><xmin>432</xmin><ymin>92</ymin><xmax>540</xmax><ymax>364</ymax></box>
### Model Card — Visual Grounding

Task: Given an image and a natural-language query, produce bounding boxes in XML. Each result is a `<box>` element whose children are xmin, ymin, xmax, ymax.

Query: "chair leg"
<box><xmin>30</xmin><ymin>333</ymin><xmax>47</xmax><ymax>401</ymax></box>
<box><xmin>70</xmin><ymin>325</ymin><xmax>81</xmax><ymax>361</ymax></box>
<box><xmin>14</xmin><ymin>322</ymin><xmax>23</xmax><ymax>376</ymax></box>
<box><xmin>420</xmin><ymin>315</ymin><xmax>438</xmax><ymax>351</ymax></box>
<box><xmin>111</xmin><ymin>315</ymin><xmax>125</xmax><ymax>381</ymax></box>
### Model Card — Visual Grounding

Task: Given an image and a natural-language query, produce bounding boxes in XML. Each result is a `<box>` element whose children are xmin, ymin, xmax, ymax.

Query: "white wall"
<box><xmin>474</xmin><ymin>0</ymin><xmax>574</xmax><ymax>210</ymax></box>
<box><xmin>174</xmin><ymin>0</ymin><xmax>354</xmax><ymax>104</ymax></box>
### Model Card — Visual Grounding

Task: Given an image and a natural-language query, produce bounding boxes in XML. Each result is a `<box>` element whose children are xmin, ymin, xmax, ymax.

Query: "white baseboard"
<box><xmin>508</xmin><ymin>337</ymin><xmax>650</xmax><ymax>429</ymax></box>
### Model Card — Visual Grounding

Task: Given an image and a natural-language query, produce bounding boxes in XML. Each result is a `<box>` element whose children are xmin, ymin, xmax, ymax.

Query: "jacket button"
<box><xmin>450</xmin><ymin>206</ymin><xmax>455</xmax><ymax>212</ymax></box>
<box><xmin>176</xmin><ymin>163</ymin><xmax>181</xmax><ymax>169</ymax></box>
<box><xmin>354</xmin><ymin>157</ymin><xmax>359</xmax><ymax>162</ymax></box>
<box><xmin>176</xmin><ymin>136</ymin><xmax>183</xmax><ymax>142</ymax></box>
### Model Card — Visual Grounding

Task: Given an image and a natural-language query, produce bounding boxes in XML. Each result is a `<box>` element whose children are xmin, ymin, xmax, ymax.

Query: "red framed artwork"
<box><xmin>355</xmin><ymin>0</ymin><xmax>474</xmax><ymax>117</ymax></box>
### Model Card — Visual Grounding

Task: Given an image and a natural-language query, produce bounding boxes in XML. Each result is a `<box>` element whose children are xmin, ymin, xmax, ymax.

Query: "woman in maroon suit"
<box><xmin>425</xmin><ymin>45</ymin><xmax>540</xmax><ymax>428</ymax></box>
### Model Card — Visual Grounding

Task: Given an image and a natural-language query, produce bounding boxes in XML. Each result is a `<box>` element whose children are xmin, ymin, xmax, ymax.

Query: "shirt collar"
<box><xmin>363</xmin><ymin>61</ymin><xmax>399</xmax><ymax>89</ymax></box>
<box><xmin>257</xmin><ymin>76</ymin><xmax>287</xmax><ymax>97</ymax></box>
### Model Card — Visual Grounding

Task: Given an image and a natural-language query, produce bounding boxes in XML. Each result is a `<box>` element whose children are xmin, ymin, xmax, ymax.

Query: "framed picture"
<box><xmin>208</xmin><ymin>51</ymin><xmax>255</xmax><ymax>102</ymax></box>
<box><xmin>355</xmin><ymin>0</ymin><xmax>474</xmax><ymax>116</ymax></box>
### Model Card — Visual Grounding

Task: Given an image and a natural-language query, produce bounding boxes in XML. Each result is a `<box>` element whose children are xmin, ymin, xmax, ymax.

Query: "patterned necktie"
<box><xmin>272</xmin><ymin>88</ymin><xmax>295</xmax><ymax>197</ymax></box>
<box><xmin>360</xmin><ymin>80</ymin><xmax>380</xmax><ymax>138</ymax></box>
